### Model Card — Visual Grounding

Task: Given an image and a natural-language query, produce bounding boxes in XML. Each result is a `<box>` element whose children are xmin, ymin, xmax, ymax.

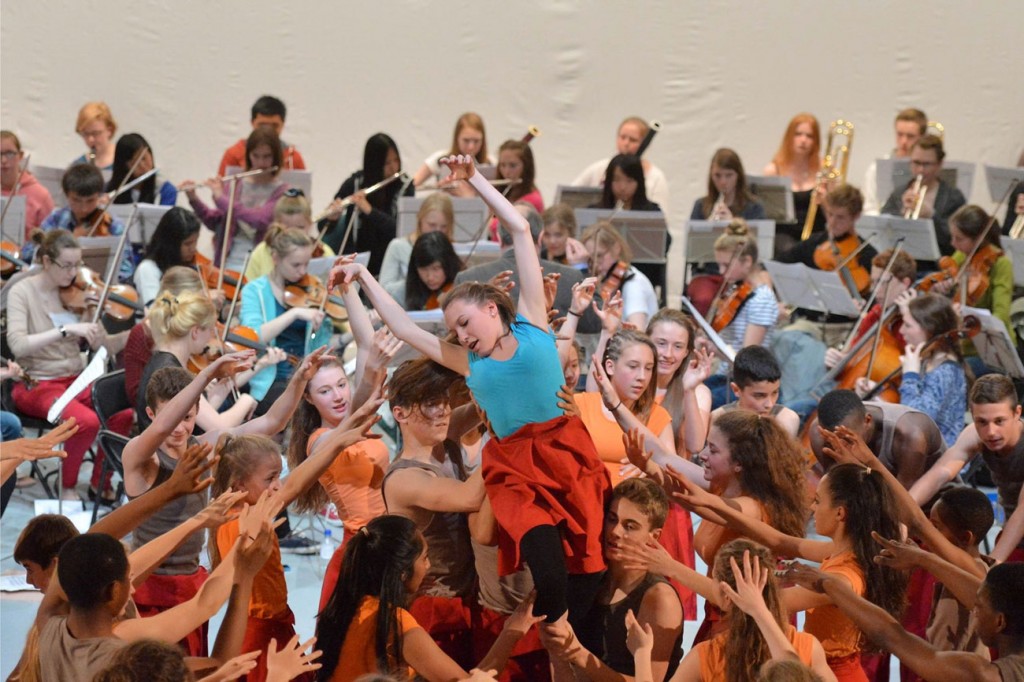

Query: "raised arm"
<box><xmin>992</xmin><ymin>486</ymin><xmax>1024</xmax><ymax>564</ymax></box>
<box><xmin>229</xmin><ymin>348</ymin><xmax>329</xmax><ymax>439</ymax></box>
<box><xmin>679</xmin><ymin>347</ymin><xmax>714</xmax><ymax>454</ymax></box>
<box><xmin>328</xmin><ymin>261</ymin><xmax>469</xmax><ymax>375</ymax></box>
<box><xmin>873</xmin><ymin>533</ymin><xmax>983</xmax><ymax>609</ymax></box>
<box><xmin>450</xmin><ymin>156</ymin><xmax>547</xmax><ymax>328</ymax></box>
<box><xmin>387</xmin><ymin>467</ymin><xmax>486</xmax><ymax>515</ymax></box>
<box><xmin>907</xmin><ymin>425</ymin><xmax>978</xmax><ymax>506</ymax></box>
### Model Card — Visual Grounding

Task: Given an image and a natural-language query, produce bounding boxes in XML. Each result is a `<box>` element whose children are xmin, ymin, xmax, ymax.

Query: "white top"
<box><xmin>133</xmin><ymin>258</ymin><xmax>163</xmax><ymax>306</ymax></box>
<box><xmin>571</xmin><ymin>158</ymin><xmax>671</xmax><ymax>218</ymax></box>
<box><xmin>379</xmin><ymin>236</ymin><xmax>413</xmax><ymax>300</ymax></box>
<box><xmin>862</xmin><ymin>156</ymin><xmax>885</xmax><ymax>216</ymax></box>
<box><xmin>621</xmin><ymin>266</ymin><xmax>659</xmax><ymax>324</ymax></box>
<box><xmin>716</xmin><ymin>284</ymin><xmax>779</xmax><ymax>374</ymax></box>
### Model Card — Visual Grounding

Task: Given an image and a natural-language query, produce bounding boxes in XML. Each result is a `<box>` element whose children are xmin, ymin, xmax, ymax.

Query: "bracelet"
<box><xmin>567</xmin><ymin>309</ymin><xmax>582</xmax><ymax>318</ymax></box>
<box><xmin>610</xmin><ymin>401</ymin><xmax>622</xmax><ymax>412</ymax></box>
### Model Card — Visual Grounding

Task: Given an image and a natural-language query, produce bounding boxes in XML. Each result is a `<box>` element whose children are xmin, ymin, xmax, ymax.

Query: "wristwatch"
<box><xmin>59</xmin><ymin>325</ymin><xmax>67</xmax><ymax>338</ymax></box>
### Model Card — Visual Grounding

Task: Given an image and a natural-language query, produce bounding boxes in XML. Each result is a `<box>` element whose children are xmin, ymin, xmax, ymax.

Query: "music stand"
<box><xmin>0</xmin><ymin>195</ymin><xmax>27</xmax><ymax>242</ymax></box>
<box><xmin>29</xmin><ymin>164</ymin><xmax>67</xmax><ymax>208</ymax></box>
<box><xmin>685</xmin><ymin>219</ymin><xmax>776</xmax><ymax>268</ymax></box>
<box><xmin>553</xmin><ymin>185</ymin><xmax>603</xmax><ymax>210</ymax></box>
<box><xmin>397</xmin><ymin>197</ymin><xmax>488</xmax><ymax>242</ymax></box>
<box><xmin>764</xmin><ymin>261</ymin><xmax>862</xmax><ymax>318</ymax></box>
<box><xmin>983</xmin><ymin>165</ymin><xmax>1024</xmax><ymax>203</ymax></box>
<box><xmin>77</xmin><ymin>236</ymin><xmax>121</xmax><ymax>275</ymax></box>
<box><xmin>1004</xmin><ymin>238</ymin><xmax>1024</xmax><ymax>288</ymax></box>
<box><xmin>107</xmin><ymin>203</ymin><xmax>172</xmax><ymax>245</ymax></box>
<box><xmin>855</xmin><ymin>215</ymin><xmax>942</xmax><ymax>262</ymax></box>
<box><xmin>747</xmin><ymin>176</ymin><xmax>795</xmax><ymax>223</ymax></box>
<box><xmin>572</xmin><ymin>209</ymin><xmax>668</xmax><ymax>263</ymax></box>
<box><xmin>306</xmin><ymin>252</ymin><xmax>370</xmax><ymax>282</ymax></box>
<box><xmin>961</xmin><ymin>306</ymin><xmax>1024</xmax><ymax>379</ymax></box>
<box><xmin>226</xmin><ymin>166</ymin><xmax>312</xmax><ymax>199</ymax></box>
<box><xmin>454</xmin><ymin>240</ymin><xmax>502</xmax><ymax>268</ymax></box>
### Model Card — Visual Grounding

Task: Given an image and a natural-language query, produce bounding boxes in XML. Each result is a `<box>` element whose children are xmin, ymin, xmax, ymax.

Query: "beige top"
<box><xmin>5</xmin><ymin>273</ymin><xmax>86</xmax><ymax>380</ymax></box>
<box><xmin>37</xmin><ymin>616</ymin><xmax>127</xmax><ymax>682</ymax></box>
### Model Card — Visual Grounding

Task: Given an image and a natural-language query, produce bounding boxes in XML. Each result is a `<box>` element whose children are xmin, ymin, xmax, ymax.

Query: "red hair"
<box><xmin>770</xmin><ymin>113</ymin><xmax>821</xmax><ymax>176</ymax></box>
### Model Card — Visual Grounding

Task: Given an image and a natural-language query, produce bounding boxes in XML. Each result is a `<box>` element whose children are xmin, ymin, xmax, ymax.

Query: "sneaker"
<box><xmin>278</xmin><ymin>534</ymin><xmax>318</xmax><ymax>555</ymax></box>
<box><xmin>320</xmin><ymin>504</ymin><xmax>343</xmax><ymax>528</ymax></box>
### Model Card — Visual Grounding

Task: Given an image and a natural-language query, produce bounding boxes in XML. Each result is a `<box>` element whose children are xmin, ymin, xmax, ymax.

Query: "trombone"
<box><xmin>801</xmin><ymin>119</ymin><xmax>854</xmax><ymax>240</ymax></box>
<box><xmin>927</xmin><ymin>120</ymin><xmax>945</xmax><ymax>140</ymax></box>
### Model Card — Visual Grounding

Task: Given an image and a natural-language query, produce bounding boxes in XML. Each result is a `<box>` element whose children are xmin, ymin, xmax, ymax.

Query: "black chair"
<box><xmin>91</xmin><ymin>430</ymin><xmax>129</xmax><ymax>524</ymax></box>
<box><xmin>91</xmin><ymin>370</ymin><xmax>131</xmax><ymax>432</ymax></box>
<box><xmin>0</xmin><ymin>378</ymin><xmax>58</xmax><ymax>498</ymax></box>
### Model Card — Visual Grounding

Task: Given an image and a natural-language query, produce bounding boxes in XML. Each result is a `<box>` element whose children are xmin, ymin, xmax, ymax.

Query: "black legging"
<box><xmin>520</xmin><ymin>524</ymin><xmax>603</xmax><ymax>627</ymax></box>
<box><xmin>0</xmin><ymin>474</ymin><xmax>15</xmax><ymax>517</ymax></box>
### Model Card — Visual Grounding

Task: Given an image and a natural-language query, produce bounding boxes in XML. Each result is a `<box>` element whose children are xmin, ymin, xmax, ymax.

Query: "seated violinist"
<box><xmin>580</xmin><ymin>220</ymin><xmax>659</xmax><ymax>329</ymax></box>
<box><xmin>245</xmin><ymin>189</ymin><xmax>334</xmax><ymax>282</ymax></box>
<box><xmin>932</xmin><ymin>205</ymin><xmax>1016</xmax><ymax>347</ymax></box>
<box><xmin>1</xmin><ymin>131</ymin><xmax>55</xmax><ymax>236</ymax></box>
<box><xmin>5</xmin><ymin>229</ymin><xmax>130</xmax><ymax>502</ymax></box>
<box><xmin>134</xmin><ymin>207</ymin><xmax>209</xmax><ymax>308</ymax></box>
<box><xmin>808</xmin><ymin>389</ymin><xmax>945</xmax><ymax>489</ymax></box>
<box><xmin>240</xmin><ymin>225</ymin><xmax>331</xmax><ymax>415</ymax></box>
<box><xmin>29</xmin><ymin>163</ymin><xmax>133</xmax><ymax>282</ymax></box>
<box><xmin>881</xmin><ymin>134</ymin><xmax>966</xmax><ymax>257</ymax></box>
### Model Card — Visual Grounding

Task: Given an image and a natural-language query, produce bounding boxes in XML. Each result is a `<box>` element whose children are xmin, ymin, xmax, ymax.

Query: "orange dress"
<box><xmin>328</xmin><ymin>596</ymin><xmax>420</xmax><ymax>682</ymax></box>
<box><xmin>804</xmin><ymin>551</ymin><xmax>868</xmax><ymax>682</ymax></box>
<box><xmin>308</xmin><ymin>426</ymin><xmax>390</xmax><ymax>611</ymax></box>
<box><xmin>696</xmin><ymin>625</ymin><xmax>818</xmax><ymax>680</ymax></box>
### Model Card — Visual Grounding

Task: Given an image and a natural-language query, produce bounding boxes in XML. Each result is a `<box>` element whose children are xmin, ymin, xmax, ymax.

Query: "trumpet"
<box><xmin>86</xmin><ymin>147</ymin><xmax>97</xmax><ymax>165</ymax></box>
<box><xmin>313</xmin><ymin>171</ymin><xmax>408</xmax><ymax>222</ymax></box>
<box><xmin>521</xmin><ymin>126</ymin><xmax>541</xmax><ymax>144</ymax></box>
<box><xmin>801</xmin><ymin>119</ymin><xmax>854</xmax><ymax>240</ymax></box>
<box><xmin>904</xmin><ymin>174</ymin><xmax>928</xmax><ymax>220</ymax></box>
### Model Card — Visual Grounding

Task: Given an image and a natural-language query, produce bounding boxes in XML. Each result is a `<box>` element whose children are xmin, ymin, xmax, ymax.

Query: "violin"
<box><xmin>709</xmin><ymin>281</ymin><xmax>754</xmax><ymax>332</ymax></box>
<box><xmin>1</xmin><ymin>240</ymin><xmax>29</xmax><ymax>278</ymax></box>
<box><xmin>916</xmin><ymin>256</ymin><xmax>959</xmax><ymax>293</ymax></box>
<box><xmin>193</xmin><ymin>252</ymin><xmax>247</xmax><ymax>302</ymax></box>
<box><xmin>834</xmin><ymin>307</ymin><xmax>904</xmax><ymax>403</ymax></box>
<box><xmin>73</xmin><ymin>209</ymin><xmax>114</xmax><ymax>238</ymax></box>
<box><xmin>916</xmin><ymin>243</ymin><xmax>1001</xmax><ymax>307</ymax></box>
<box><xmin>599</xmin><ymin>260</ymin><xmax>630</xmax><ymax>303</ymax></box>
<box><xmin>813</xmin><ymin>232</ymin><xmax>871</xmax><ymax>297</ymax></box>
<box><xmin>187</xmin><ymin>322</ymin><xmax>300</xmax><ymax>374</ymax></box>
<box><xmin>282</xmin><ymin>274</ymin><xmax>348</xmax><ymax>321</ymax></box>
<box><xmin>59</xmin><ymin>266</ymin><xmax>143</xmax><ymax>322</ymax></box>
<box><xmin>685</xmin><ymin>274</ymin><xmax>724</xmax><ymax>318</ymax></box>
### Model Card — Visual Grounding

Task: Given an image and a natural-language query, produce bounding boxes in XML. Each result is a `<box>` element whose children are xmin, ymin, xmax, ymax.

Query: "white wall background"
<box><xmin>3</xmin><ymin>0</ymin><xmax>1022</xmax><ymax>301</ymax></box>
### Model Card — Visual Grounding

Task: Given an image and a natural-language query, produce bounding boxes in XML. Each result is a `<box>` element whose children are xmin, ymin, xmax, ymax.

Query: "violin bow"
<box><xmin>86</xmin><ymin>149</ymin><xmax>148</xmax><ymax>237</ymax></box>
<box><xmin>217</xmin><ymin>177</ymin><xmax>239</xmax><ymax>292</ymax></box>
<box><xmin>838</xmin><ymin>238</ymin><xmax>903</xmax><ymax>353</ymax></box>
<box><xmin>90</xmin><ymin>204</ymin><xmax>138</xmax><ymax>325</ymax></box>
<box><xmin>0</xmin><ymin>152</ymin><xmax>30</xmax><ymax>234</ymax></box>
<box><xmin>705</xmin><ymin>242</ymin><xmax>743</xmax><ymax>325</ymax></box>
<box><xmin>956</xmin><ymin>181</ymin><xmax>1015</xmax><ymax>304</ymax></box>
<box><xmin>461</xmin><ymin>179</ymin><xmax>518</xmax><ymax>268</ymax></box>
<box><xmin>221</xmin><ymin>250</ymin><xmax>253</xmax><ymax>402</ymax></box>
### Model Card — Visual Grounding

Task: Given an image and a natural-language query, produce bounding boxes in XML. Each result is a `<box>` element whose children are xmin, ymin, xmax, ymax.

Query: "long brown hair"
<box><xmin>440</xmin><ymin>281</ymin><xmax>516</xmax><ymax>330</ymax></box>
<box><xmin>714</xmin><ymin>410</ymin><xmax>808</xmax><ymax>539</ymax></box>
<box><xmin>496</xmin><ymin>139</ymin><xmax>538</xmax><ymax>203</ymax></box>
<box><xmin>287</xmin><ymin>357</ymin><xmax>348</xmax><ymax>515</ymax></box>
<box><xmin>906</xmin><ymin>293</ymin><xmax>973</xmax><ymax>388</ymax></box>
<box><xmin>770</xmin><ymin>113</ymin><xmax>821</xmax><ymax>175</ymax></box>
<box><xmin>646</xmin><ymin>309</ymin><xmax>698</xmax><ymax>442</ymax></box>
<box><xmin>602</xmin><ymin>329</ymin><xmax>658</xmax><ymax>423</ymax></box>
<box><xmin>702</xmin><ymin>148</ymin><xmax>756</xmax><ymax>217</ymax></box>
<box><xmin>714</xmin><ymin>539</ymin><xmax>785</xmax><ymax>682</ymax></box>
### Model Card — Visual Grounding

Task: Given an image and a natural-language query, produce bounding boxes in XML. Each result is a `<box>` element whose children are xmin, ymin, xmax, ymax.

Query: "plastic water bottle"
<box><xmin>320</xmin><ymin>529</ymin><xmax>335</xmax><ymax>562</ymax></box>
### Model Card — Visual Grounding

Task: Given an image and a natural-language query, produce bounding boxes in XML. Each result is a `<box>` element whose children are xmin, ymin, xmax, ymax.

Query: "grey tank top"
<box><xmin>382</xmin><ymin>455</ymin><xmax>476</xmax><ymax>599</ymax></box>
<box><xmin>994</xmin><ymin>653</ymin><xmax>1024</xmax><ymax>681</ymax></box>
<box><xmin>867</xmin><ymin>400</ymin><xmax>929</xmax><ymax>471</ymax></box>
<box><xmin>129</xmin><ymin>437</ymin><xmax>208</xmax><ymax>575</ymax></box>
<box><xmin>981</xmin><ymin>419</ymin><xmax>1024</xmax><ymax>518</ymax></box>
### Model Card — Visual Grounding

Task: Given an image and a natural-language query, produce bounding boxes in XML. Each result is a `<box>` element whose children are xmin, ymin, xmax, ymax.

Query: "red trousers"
<box><xmin>660</xmin><ymin>502</ymin><xmax>697</xmax><ymax>620</ymax></box>
<box><xmin>241</xmin><ymin>610</ymin><xmax>314</xmax><ymax>682</ymax></box>
<box><xmin>12</xmin><ymin>377</ymin><xmax>100</xmax><ymax>490</ymax></box>
<box><xmin>134</xmin><ymin>568</ymin><xmax>209</xmax><ymax>657</ymax></box>
<box><xmin>318</xmin><ymin>530</ymin><xmax>354</xmax><ymax>613</ymax></box>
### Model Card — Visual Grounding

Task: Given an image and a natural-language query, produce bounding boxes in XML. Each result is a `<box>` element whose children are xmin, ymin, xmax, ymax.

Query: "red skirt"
<box><xmin>408</xmin><ymin>594</ymin><xmax>475</xmax><ymax>671</ymax></box>
<box><xmin>828</xmin><ymin>653</ymin><xmax>869</xmax><ymax>682</ymax></box>
<box><xmin>133</xmin><ymin>568</ymin><xmax>208</xmax><ymax>657</ymax></box>
<box><xmin>241</xmin><ymin>609</ymin><xmax>314</xmax><ymax>682</ymax></box>
<box><xmin>472</xmin><ymin>605</ymin><xmax>550</xmax><ymax>682</ymax></box>
<box><xmin>483</xmin><ymin>415</ymin><xmax>611</xmax><ymax>577</ymax></box>
<box><xmin>318</xmin><ymin>530</ymin><xmax>355</xmax><ymax>613</ymax></box>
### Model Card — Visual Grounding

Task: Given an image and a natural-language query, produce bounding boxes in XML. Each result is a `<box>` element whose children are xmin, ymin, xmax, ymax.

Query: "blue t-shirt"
<box><xmin>466</xmin><ymin>315</ymin><xmax>564</xmax><ymax>439</ymax></box>
<box><xmin>273</xmin><ymin>298</ymin><xmax>305</xmax><ymax>380</ymax></box>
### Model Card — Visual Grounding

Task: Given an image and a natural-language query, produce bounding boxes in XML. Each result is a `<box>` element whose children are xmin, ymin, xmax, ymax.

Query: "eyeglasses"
<box><xmin>52</xmin><ymin>260</ymin><xmax>84</xmax><ymax>272</ymax></box>
<box><xmin>0</xmin><ymin>151</ymin><xmax>18</xmax><ymax>160</ymax></box>
<box><xmin>910</xmin><ymin>160</ymin><xmax>938</xmax><ymax>168</ymax></box>
<box><xmin>284</xmin><ymin>188</ymin><xmax>305</xmax><ymax>198</ymax></box>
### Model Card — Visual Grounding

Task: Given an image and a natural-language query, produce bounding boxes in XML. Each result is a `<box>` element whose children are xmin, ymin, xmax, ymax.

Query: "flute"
<box><xmin>312</xmin><ymin>171</ymin><xmax>408</xmax><ymax>222</ymax></box>
<box><xmin>178</xmin><ymin>166</ymin><xmax>279</xmax><ymax>192</ymax></box>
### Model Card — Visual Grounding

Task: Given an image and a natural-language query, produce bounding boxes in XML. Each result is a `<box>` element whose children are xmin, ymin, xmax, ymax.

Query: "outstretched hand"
<box><xmin>1</xmin><ymin>418</ymin><xmax>78</xmax><ymax>462</ymax></box>
<box><xmin>782</xmin><ymin>562</ymin><xmax>832</xmax><ymax>594</ymax></box>
<box><xmin>327</xmin><ymin>258</ymin><xmax>363</xmax><ymax>292</ymax></box>
<box><xmin>820</xmin><ymin>426</ymin><xmax>878</xmax><ymax>468</ymax></box>
<box><xmin>591</xmin><ymin>354</ymin><xmax>620</xmax><ymax>411</ymax></box>
<box><xmin>624</xmin><ymin>608</ymin><xmax>654</xmax><ymax>655</ymax></box>
<box><xmin>873</xmin><ymin>531</ymin><xmax>927</xmax><ymax>571</ymax></box>
<box><xmin>440</xmin><ymin>155</ymin><xmax>477</xmax><ymax>183</ymax></box>
<box><xmin>681</xmin><ymin>346</ymin><xmax>714</xmax><ymax>392</ymax></box>
<box><xmin>266</xmin><ymin>635</ymin><xmax>322</xmax><ymax>682</ymax></box>
<box><xmin>166</xmin><ymin>441</ymin><xmax>217</xmax><ymax>496</ymax></box>
<box><xmin>719</xmin><ymin>551</ymin><xmax>770</xmax><ymax>616</ymax></box>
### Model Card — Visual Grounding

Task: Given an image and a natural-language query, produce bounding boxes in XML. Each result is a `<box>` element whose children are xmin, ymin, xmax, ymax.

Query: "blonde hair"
<box><xmin>581</xmin><ymin>220</ymin><xmax>632</xmax><ymax>264</ymax></box>
<box><xmin>147</xmin><ymin>291</ymin><xmax>216</xmax><ymax>345</ymax></box>
<box><xmin>713</xmin><ymin>219</ymin><xmax>759</xmax><ymax>262</ymax></box>
<box><xmin>264</xmin><ymin>224</ymin><xmax>313</xmax><ymax>258</ymax></box>
<box><xmin>273</xmin><ymin>194</ymin><xmax>312</xmax><ymax>222</ymax></box>
<box><xmin>75</xmin><ymin>101</ymin><xmax>117</xmax><ymax>135</ymax></box>
<box><xmin>158</xmin><ymin>266</ymin><xmax>205</xmax><ymax>296</ymax></box>
<box><xmin>415</xmin><ymin>193</ymin><xmax>455</xmax><ymax>240</ymax></box>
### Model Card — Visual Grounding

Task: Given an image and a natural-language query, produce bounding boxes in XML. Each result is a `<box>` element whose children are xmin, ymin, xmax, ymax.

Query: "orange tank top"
<box><xmin>329</xmin><ymin>596</ymin><xmax>420</xmax><ymax>681</ymax></box>
<box><xmin>697</xmin><ymin>625</ymin><xmax>818</xmax><ymax>679</ymax></box>
<box><xmin>574</xmin><ymin>392</ymin><xmax>672</xmax><ymax>486</ymax></box>
<box><xmin>216</xmin><ymin>518</ymin><xmax>288</xmax><ymax>620</ymax></box>
<box><xmin>804</xmin><ymin>550</ymin><xmax>866</xmax><ymax>659</ymax></box>
<box><xmin>309</xmin><ymin>427</ymin><xmax>389</xmax><ymax>532</ymax></box>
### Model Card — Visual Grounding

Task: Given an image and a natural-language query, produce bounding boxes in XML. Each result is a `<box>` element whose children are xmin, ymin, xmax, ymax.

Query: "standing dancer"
<box><xmin>329</xmin><ymin>155</ymin><xmax>611</xmax><ymax>630</ymax></box>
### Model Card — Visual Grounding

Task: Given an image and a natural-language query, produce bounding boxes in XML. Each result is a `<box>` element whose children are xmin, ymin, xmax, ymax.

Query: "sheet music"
<box><xmin>685</xmin><ymin>219</ymin><xmax>776</xmax><ymax>266</ymax></box>
<box><xmin>961</xmin><ymin>306</ymin><xmax>1024</xmax><ymax>379</ymax></box>
<box><xmin>107</xmin><ymin>203</ymin><xmax>172</xmax><ymax>244</ymax></box>
<box><xmin>0</xmin><ymin>573</ymin><xmax>35</xmax><ymax>593</ymax></box>
<box><xmin>763</xmin><ymin>261</ymin><xmax>861</xmax><ymax>317</ymax></box>
<box><xmin>855</xmin><ymin>215</ymin><xmax>942</xmax><ymax>261</ymax></box>
<box><xmin>747</xmin><ymin>175</ymin><xmax>795</xmax><ymax>223</ymax></box>
<box><xmin>680</xmin><ymin>296</ymin><xmax>735</xmax><ymax>364</ymax></box>
<box><xmin>226</xmin><ymin>166</ymin><xmax>312</xmax><ymax>199</ymax></box>
<box><xmin>397</xmin><ymin>197</ymin><xmax>488</xmax><ymax>241</ymax></box>
<box><xmin>879</xmin><ymin>158</ymin><xmax>976</xmax><ymax>200</ymax></box>
<box><xmin>1004</xmin><ymin>238</ymin><xmax>1024</xmax><ymax>287</ymax></box>
<box><xmin>983</xmin><ymin>165</ymin><xmax>1024</xmax><ymax>203</ymax></box>
<box><xmin>48</xmin><ymin>348</ymin><xmax>108</xmax><ymax>423</ymax></box>
<box><xmin>573</xmin><ymin>208</ymin><xmax>669</xmax><ymax>263</ymax></box>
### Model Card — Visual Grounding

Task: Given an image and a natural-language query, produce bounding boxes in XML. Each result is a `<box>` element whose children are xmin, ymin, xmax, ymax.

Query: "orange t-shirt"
<box><xmin>575</xmin><ymin>392</ymin><xmax>672</xmax><ymax>485</ymax></box>
<box><xmin>329</xmin><ymin>596</ymin><xmax>420</xmax><ymax>682</ymax></box>
<box><xmin>216</xmin><ymin>518</ymin><xmax>288</xmax><ymax>620</ymax></box>
<box><xmin>804</xmin><ymin>551</ymin><xmax>866</xmax><ymax>659</ymax></box>
<box><xmin>697</xmin><ymin>625</ymin><xmax>818</xmax><ymax>679</ymax></box>
<box><xmin>309</xmin><ymin>427</ymin><xmax>389</xmax><ymax>533</ymax></box>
